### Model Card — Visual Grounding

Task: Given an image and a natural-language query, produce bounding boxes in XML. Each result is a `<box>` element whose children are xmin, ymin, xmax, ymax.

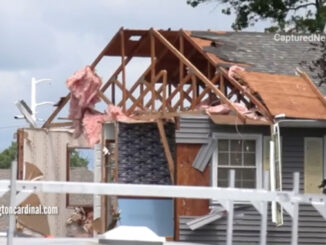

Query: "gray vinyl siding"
<box><xmin>177</xmin><ymin>119</ymin><xmax>326</xmax><ymax>244</ymax></box>
<box><xmin>192</xmin><ymin>138</ymin><xmax>217</xmax><ymax>172</ymax></box>
<box><xmin>175</xmin><ymin>115</ymin><xmax>270</xmax><ymax>144</ymax></box>
<box><xmin>180</xmin><ymin>205</ymin><xmax>326</xmax><ymax>245</ymax></box>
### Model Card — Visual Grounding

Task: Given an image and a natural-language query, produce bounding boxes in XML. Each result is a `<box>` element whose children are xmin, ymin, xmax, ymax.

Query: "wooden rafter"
<box><xmin>91</xmin><ymin>27</ymin><xmax>123</xmax><ymax>69</ymax></box>
<box><xmin>120</xmin><ymin>29</ymin><xmax>127</xmax><ymax>111</ymax></box>
<box><xmin>191</xmin><ymin>74</ymin><xmax>197</xmax><ymax>105</ymax></box>
<box><xmin>219</xmin><ymin>67</ymin><xmax>274</xmax><ymax>122</ymax></box>
<box><xmin>42</xmin><ymin>94</ymin><xmax>71</xmax><ymax>128</ymax></box>
<box><xmin>98</xmin><ymin>91</ymin><xmax>112</xmax><ymax>106</ymax></box>
<box><xmin>191</xmin><ymin>74</ymin><xmax>219</xmax><ymax>108</ymax></box>
<box><xmin>42</xmin><ymin>28</ymin><xmax>127</xmax><ymax>128</ymax></box>
<box><xmin>173</xmin><ymin>84</ymin><xmax>193</xmax><ymax>110</ymax></box>
<box><xmin>101</xmin><ymin>32</ymin><xmax>149</xmax><ymax>93</ymax></box>
<box><xmin>118</xmin><ymin>64</ymin><xmax>154</xmax><ymax>108</ymax></box>
<box><xmin>127</xmin><ymin>70</ymin><xmax>167</xmax><ymax>114</ymax></box>
<box><xmin>43</xmin><ymin>28</ymin><xmax>281</xmax><ymax>128</ymax></box>
<box><xmin>127</xmin><ymin>81</ymin><xmax>152</xmax><ymax>114</ymax></box>
<box><xmin>151</xmin><ymin>29</ymin><xmax>246</xmax><ymax>122</ymax></box>
<box><xmin>157</xmin><ymin>119</ymin><xmax>174</xmax><ymax>183</ymax></box>
<box><xmin>180</xmin><ymin>29</ymin><xmax>216</xmax><ymax>67</ymax></box>
<box><xmin>165</xmin><ymin>73</ymin><xmax>192</xmax><ymax>105</ymax></box>
<box><xmin>42</xmin><ymin>29</ymin><xmax>152</xmax><ymax>128</ymax></box>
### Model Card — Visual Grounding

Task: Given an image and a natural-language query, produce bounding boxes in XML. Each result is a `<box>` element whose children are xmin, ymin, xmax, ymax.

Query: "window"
<box><xmin>66</xmin><ymin>147</ymin><xmax>94</xmax><ymax>207</ymax></box>
<box><xmin>212</xmin><ymin>134</ymin><xmax>262</xmax><ymax>189</ymax></box>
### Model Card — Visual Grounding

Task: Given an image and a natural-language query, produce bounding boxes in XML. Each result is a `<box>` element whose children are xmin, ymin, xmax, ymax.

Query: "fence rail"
<box><xmin>2</xmin><ymin>168</ymin><xmax>326</xmax><ymax>245</ymax></box>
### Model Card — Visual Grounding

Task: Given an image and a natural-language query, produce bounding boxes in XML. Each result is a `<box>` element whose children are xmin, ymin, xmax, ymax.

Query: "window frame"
<box><xmin>66</xmin><ymin>146</ymin><xmax>94</xmax><ymax>208</ymax></box>
<box><xmin>211</xmin><ymin>133</ymin><xmax>263</xmax><ymax>190</ymax></box>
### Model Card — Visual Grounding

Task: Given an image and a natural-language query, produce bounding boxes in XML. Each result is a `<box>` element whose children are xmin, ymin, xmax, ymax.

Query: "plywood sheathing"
<box><xmin>237</xmin><ymin>70</ymin><xmax>326</xmax><ymax>120</ymax></box>
<box><xmin>175</xmin><ymin>144</ymin><xmax>210</xmax><ymax>239</ymax></box>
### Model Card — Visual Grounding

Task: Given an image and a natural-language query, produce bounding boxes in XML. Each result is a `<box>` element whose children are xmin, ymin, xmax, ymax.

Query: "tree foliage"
<box><xmin>187</xmin><ymin>0</ymin><xmax>326</xmax><ymax>32</ymax></box>
<box><xmin>0</xmin><ymin>142</ymin><xmax>17</xmax><ymax>169</ymax></box>
<box><xmin>70</xmin><ymin>150</ymin><xmax>89</xmax><ymax>167</ymax></box>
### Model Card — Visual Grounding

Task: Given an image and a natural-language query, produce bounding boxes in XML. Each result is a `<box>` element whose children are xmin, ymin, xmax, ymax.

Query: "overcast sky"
<box><xmin>0</xmin><ymin>0</ymin><xmax>268</xmax><ymax>151</ymax></box>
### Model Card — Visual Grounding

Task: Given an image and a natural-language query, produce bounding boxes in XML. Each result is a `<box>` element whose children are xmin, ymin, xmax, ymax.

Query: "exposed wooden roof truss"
<box><xmin>42</xmin><ymin>28</ymin><xmax>289</xmax><ymax>128</ymax></box>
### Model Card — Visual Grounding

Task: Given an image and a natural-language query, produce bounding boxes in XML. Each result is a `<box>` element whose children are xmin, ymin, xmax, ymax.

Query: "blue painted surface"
<box><xmin>117</xmin><ymin>198</ymin><xmax>174</xmax><ymax>236</ymax></box>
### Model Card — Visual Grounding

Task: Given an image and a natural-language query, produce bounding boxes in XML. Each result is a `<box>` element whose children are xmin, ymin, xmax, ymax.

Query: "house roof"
<box><xmin>42</xmin><ymin>28</ymin><xmax>326</xmax><ymax>129</ymax></box>
<box><xmin>190</xmin><ymin>31</ymin><xmax>326</xmax><ymax>95</ymax></box>
<box><xmin>238</xmin><ymin>70</ymin><xmax>326</xmax><ymax>120</ymax></box>
<box><xmin>102</xmin><ymin>29</ymin><xmax>325</xmax><ymax>94</ymax></box>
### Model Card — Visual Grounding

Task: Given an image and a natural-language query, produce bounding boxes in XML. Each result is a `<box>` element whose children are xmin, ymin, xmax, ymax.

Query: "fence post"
<box><xmin>7</xmin><ymin>160</ymin><xmax>17</xmax><ymax>245</ymax></box>
<box><xmin>226</xmin><ymin>170</ymin><xmax>235</xmax><ymax>245</ymax></box>
<box><xmin>260</xmin><ymin>171</ymin><xmax>269</xmax><ymax>245</ymax></box>
<box><xmin>291</xmin><ymin>172</ymin><xmax>300</xmax><ymax>245</ymax></box>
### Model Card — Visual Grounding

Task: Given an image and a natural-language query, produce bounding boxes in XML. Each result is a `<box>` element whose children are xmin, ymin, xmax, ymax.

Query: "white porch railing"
<box><xmin>2</xmin><ymin>161</ymin><xmax>326</xmax><ymax>245</ymax></box>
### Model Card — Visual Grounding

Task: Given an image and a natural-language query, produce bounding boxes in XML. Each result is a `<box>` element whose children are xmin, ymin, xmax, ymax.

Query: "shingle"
<box><xmin>191</xmin><ymin>31</ymin><xmax>326</xmax><ymax>94</ymax></box>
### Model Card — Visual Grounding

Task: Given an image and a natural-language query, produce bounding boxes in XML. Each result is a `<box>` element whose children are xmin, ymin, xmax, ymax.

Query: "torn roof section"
<box><xmin>41</xmin><ymin>28</ymin><xmax>326</xmax><ymax>130</ymax></box>
<box><xmin>102</xmin><ymin>29</ymin><xmax>325</xmax><ymax>91</ymax></box>
<box><xmin>190</xmin><ymin>31</ymin><xmax>326</xmax><ymax>93</ymax></box>
<box><xmin>237</xmin><ymin>70</ymin><xmax>326</xmax><ymax>120</ymax></box>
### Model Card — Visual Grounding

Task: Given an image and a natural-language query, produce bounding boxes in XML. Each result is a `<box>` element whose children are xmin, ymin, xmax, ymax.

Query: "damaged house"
<box><xmin>15</xmin><ymin>28</ymin><xmax>326</xmax><ymax>244</ymax></box>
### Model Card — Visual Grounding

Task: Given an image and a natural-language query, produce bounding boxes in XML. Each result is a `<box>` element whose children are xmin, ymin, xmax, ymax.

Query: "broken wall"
<box><xmin>20</xmin><ymin>128</ymin><xmax>89</xmax><ymax>236</ymax></box>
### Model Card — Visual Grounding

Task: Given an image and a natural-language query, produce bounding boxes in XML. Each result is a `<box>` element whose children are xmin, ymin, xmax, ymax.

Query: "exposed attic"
<box><xmin>41</xmin><ymin>28</ymin><xmax>326</xmax><ymax>129</ymax></box>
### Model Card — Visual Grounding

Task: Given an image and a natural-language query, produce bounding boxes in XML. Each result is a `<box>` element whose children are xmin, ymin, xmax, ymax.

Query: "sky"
<box><xmin>0</xmin><ymin>0</ymin><xmax>268</xmax><ymax>151</ymax></box>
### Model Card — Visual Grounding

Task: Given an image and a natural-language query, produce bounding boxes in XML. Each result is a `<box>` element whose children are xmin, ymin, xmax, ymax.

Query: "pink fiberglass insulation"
<box><xmin>65</xmin><ymin>64</ymin><xmax>135</xmax><ymax>146</ymax></box>
<box><xmin>106</xmin><ymin>105</ymin><xmax>135</xmax><ymax>122</ymax></box>
<box><xmin>205</xmin><ymin>102</ymin><xmax>262</xmax><ymax>120</ymax></box>
<box><xmin>205</xmin><ymin>103</ymin><xmax>249</xmax><ymax>115</ymax></box>
<box><xmin>82</xmin><ymin>105</ymin><xmax>135</xmax><ymax>146</ymax></box>
<box><xmin>66</xmin><ymin>66</ymin><xmax>102</xmax><ymax>139</ymax></box>
<box><xmin>228</xmin><ymin>65</ymin><xmax>245</xmax><ymax>79</ymax></box>
<box><xmin>83</xmin><ymin>110</ymin><xmax>108</xmax><ymax>147</ymax></box>
<box><xmin>67</xmin><ymin>66</ymin><xmax>102</xmax><ymax>120</ymax></box>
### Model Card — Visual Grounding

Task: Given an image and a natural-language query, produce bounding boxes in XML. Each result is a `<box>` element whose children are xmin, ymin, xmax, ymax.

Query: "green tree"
<box><xmin>69</xmin><ymin>149</ymin><xmax>89</xmax><ymax>167</ymax></box>
<box><xmin>187</xmin><ymin>0</ymin><xmax>326</xmax><ymax>32</ymax></box>
<box><xmin>0</xmin><ymin>142</ymin><xmax>17</xmax><ymax>169</ymax></box>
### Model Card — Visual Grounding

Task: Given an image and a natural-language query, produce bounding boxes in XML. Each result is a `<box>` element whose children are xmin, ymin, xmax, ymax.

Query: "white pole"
<box><xmin>291</xmin><ymin>172</ymin><xmax>300</xmax><ymax>245</ymax></box>
<box><xmin>31</xmin><ymin>77</ymin><xmax>36</xmax><ymax>121</ymax></box>
<box><xmin>270</xmin><ymin>140</ymin><xmax>277</xmax><ymax>223</ymax></box>
<box><xmin>30</xmin><ymin>78</ymin><xmax>52</xmax><ymax>122</ymax></box>
<box><xmin>226</xmin><ymin>170</ymin><xmax>235</xmax><ymax>245</ymax></box>
<box><xmin>7</xmin><ymin>160</ymin><xmax>17</xmax><ymax>245</ymax></box>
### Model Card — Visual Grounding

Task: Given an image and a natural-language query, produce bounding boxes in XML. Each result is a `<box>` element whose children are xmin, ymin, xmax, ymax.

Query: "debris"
<box><xmin>66</xmin><ymin>207</ymin><xmax>94</xmax><ymax>237</ymax></box>
<box><xmin>17</xmin><ymin>194</ymin><xmax>50</xmax><ymax>236</ymax></box>
<box><xmin>67</xmin><ymin>66</ymin><xmax>102</xmax><ymax>138</ymax></box>
<box><xmin>318</xmin><ymin>179</ymin><xmax>326</xmax><ymax>194</ymax></box>
<box><xmin>82</xmin><ymin>110</ymin><xmax>108</xmax><ymax>146</ymax></box>
<box><xmin>205</xmin><ymin>102</ymin><xmax>263</xmax><ymax>120</ymax></box>
<box><xmin>67</xmin><ymin>66</ymin><xmax>102</xmax><ymax>119</ymax></box>
<box><xmin>228</xmin><ymin>65</ymin><xmax>245</xmax><ymax>79</ymax></box>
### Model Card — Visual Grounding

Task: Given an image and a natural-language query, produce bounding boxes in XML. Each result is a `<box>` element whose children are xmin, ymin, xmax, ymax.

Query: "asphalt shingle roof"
<box><xmin>191</xmin><ymin>31</ymin><xmax>326</xmax><ymax>94</ymax></box>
